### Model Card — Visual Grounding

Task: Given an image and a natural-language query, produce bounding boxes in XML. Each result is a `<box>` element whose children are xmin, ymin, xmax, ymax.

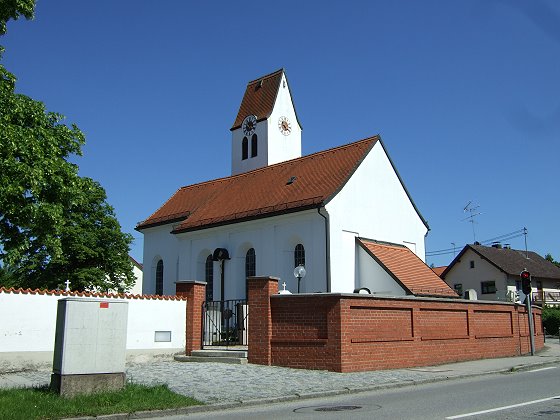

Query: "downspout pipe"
<box><xmin>318</xmin><ymin>207</ymin><xmax>331</xmax><ymax>292</ymax></box>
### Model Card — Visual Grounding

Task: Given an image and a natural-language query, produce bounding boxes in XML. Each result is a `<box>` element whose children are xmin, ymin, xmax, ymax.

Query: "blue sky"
<box><xmin>2</xmin><ymin>0</ymin><xmax>559</xmax><ymax>267</ymax></box>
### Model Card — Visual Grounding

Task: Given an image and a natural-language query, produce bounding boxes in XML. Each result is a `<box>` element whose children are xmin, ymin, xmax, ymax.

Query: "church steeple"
<box><xmin>230</xmin><ymin>69</ymin><xmax>302</xmax><ymax>175</ymax></box>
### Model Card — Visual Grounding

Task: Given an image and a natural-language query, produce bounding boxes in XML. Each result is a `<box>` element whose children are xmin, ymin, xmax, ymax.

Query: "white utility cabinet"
<box><xmin>53</xmin><ymin>298</ymin><xmax>128</xmax><ymax>375</ymax></box>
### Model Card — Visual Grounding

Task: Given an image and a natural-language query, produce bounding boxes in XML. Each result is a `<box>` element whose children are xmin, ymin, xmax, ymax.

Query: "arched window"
<box><xmin>205</xmin><ymin>255</ymin><xmax>213</xmax><ymax>301</ymax></box>
<box><xmin>155</xmin><ymin>259</ymin><xmax>164</xmax><ymax>296</ymax></box>
<box><xmin>242</xmin><ymin>137</ymin><xmax>248</xmax><ymax>160</ymax></box>
<box><xmin>251</xmin><ymin>134</ymin><xmax>257</xmax><ymax>157</ymax></box>
<box><xmin>246</xmin><ymin>248</ymin><xmax>256</xmax><ymax>278</ymax></box>
<box><xmin>294</xmin><ymin>244</ymin><xmax>305</xmax><ymax>268</ymax></box>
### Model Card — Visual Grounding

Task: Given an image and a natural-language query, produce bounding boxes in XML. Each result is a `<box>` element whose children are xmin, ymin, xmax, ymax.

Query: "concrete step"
<box><xmin>174</xmin><ymin>354</ymin><xmax>248</xmax><ymax>364</ymax></box>
<box><xmin>191</xmin><ymin>349</ymin><xmax>248</xmax><ymax>358</ymax></box>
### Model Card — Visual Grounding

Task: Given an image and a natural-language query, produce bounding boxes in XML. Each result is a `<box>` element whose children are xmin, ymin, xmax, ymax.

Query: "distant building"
<box><xmin>129</xmin><ymin>255</ymin><xmax>143</xmax><ymax>295</ymax></box>
<box><xmin>441</xmin><ymin>244</ymin><xmax>560</xmax><ymax>304</ymax></box>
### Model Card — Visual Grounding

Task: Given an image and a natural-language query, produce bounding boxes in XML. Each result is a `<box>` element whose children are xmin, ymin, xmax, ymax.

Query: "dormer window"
<box><xmin>242</xmin><ymin>137</ymin><xmax>248</xmax><ymax>160</ymax></box>
<box><xmin>251</xmin><ymin>134</ymin><xmax>257</xmax><ymax>158</ymax></box>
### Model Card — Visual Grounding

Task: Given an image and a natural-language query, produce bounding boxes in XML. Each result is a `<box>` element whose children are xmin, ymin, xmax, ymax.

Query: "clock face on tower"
<box><xmin>278</xmin><ymin>116</ymin><xmax>291</xmax><ymax>136</ymax></box>
<box><xmin>242</xmin><ymin>115</ymin><xmax>257</xmax><ymax>136</ymax></box>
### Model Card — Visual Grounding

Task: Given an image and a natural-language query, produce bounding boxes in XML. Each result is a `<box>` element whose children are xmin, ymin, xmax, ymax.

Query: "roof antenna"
<box><xmin>462</xmin><ymin>201</ymin><xmax>481</xmax><ymax>244</ymax></box>
<box><xmin>523</xmin><ymin>227</ymin><xmax>528</xmax><ymax>259</ymax></box>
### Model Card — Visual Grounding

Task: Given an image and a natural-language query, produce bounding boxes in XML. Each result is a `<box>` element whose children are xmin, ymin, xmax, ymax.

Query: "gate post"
<box><xmin>176</xmin><ymin>281</ymin><xmax>206</xmax><ymax>355</ymax></box>
<box><xmin>247</xmin><ymin>276</ymin><xmax>279</xmax><ymax>365</ymax></box>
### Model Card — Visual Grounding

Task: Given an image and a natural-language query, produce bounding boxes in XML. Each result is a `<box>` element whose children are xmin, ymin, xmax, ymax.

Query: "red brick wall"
<box><xmin>247</xmin><ymin>277</ymin><xmax>279</xmax><ymax>365</ymax></box>
<box><xmin>176</xmin><ymin>281</ymin><xmax>206</xmax><ymax>355</ymax></box>
<box><xmin>249</xmin><ymin>288</ymin><xmax>544</xmax><ymax>372</ymax></box>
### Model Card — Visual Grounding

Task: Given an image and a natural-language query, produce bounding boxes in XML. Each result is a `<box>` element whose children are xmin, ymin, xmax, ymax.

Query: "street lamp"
<box><xmin>293</xmin><ymin>265</ymin><xmax>306</xmax><ymax>293</ymax></box>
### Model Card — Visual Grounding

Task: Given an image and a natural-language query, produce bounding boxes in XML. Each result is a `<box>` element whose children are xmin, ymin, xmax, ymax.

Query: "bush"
<box><xmin>542</xmin><ymin>306</ymin><xmax>560</xmax><ymax>336</ymax></box>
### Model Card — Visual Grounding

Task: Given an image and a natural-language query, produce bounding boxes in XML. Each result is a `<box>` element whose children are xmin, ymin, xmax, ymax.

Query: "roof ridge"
<box><xmin>359</xmin><ymin>237</ymin><xmax>407</xmax><ymax>249</ymax></box>
<box><xmin>246</xmin><ymin>68</ymin><xmax>284</xmax><ymax>85</ymax></box>
<box><xmin>174</xmin><ymin>135</ymin><xmax>380</xmax><ymax>192</ymax></box>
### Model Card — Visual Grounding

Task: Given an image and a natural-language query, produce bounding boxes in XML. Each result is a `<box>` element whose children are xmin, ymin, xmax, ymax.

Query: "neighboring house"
<box><xmin>88</xmin><ymin>255</ymin><xmax>144</xmax><ymax>295</ymax></box>
<box><xmin>441</xmin><ymin>244</ymin><xmax>560</xmax><ymax>304</ymax></box>
<box><xmin>136</xmin><ymin>69</ymin><xmax>454</xmax><ymax>300</ymax></box>
<box><xmin>129</xmin><ymin>255</ymin><xmax>144</xmax><ymax>295</ymax></box>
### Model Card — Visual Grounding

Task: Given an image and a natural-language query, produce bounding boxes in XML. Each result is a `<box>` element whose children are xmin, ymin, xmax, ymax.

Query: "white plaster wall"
<box><xmin>326</xmin><ymin>141</ymin><xmax>428</xmax><ymax>293</ymax></box>
<box><xmin>267</xmin><ymin>73</ymin><xmax>302</xmax><ymax>165</ymax></box>
<box><xmin>231</xmin><ymin>119</ymin><xmax>269</xmax><ymax>176</ymax></box>
<box><xmin>356</xmin><ymin>245</ymin><xmax>407</xmax><ymax>296</ymax></box>
<box><xmin>0</xmin><ymin>291</ymin><xmax>186</xmax><ymax>371</ymax></box>
<box><xmin>443</xmin><ymin>249</ymin><xmax>508</xmax><ymax>300</ymax></box>
<box><xmin>142</xmin><ymin>224</ymin><xmax>179</xmax><ymax>296</ymax></box>
<box><xmin>172</xmin><ymin>209</ymin><xmax>327</xmax><ymax>298</ymax></box>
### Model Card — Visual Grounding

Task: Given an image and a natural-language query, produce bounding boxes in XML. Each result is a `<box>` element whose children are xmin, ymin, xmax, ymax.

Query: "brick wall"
<box><xmin>176</xmin><ymin>281</ymin><xmax>206</xmax><ymax>355</ymax></box>
<box><xmin>248</xmin><ymin>283</ymin><xmax>544</xmax><ymax>372</ymax></box>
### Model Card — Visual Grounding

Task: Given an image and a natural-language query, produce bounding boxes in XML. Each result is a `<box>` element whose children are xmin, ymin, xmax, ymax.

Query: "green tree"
<box><xmin>0</xmin><ymin>0</ymin><xmax>134</xmax><ymax>291</ymax></box>
<box><xmin>545</xmin><ymin>254</ymin><xmax>560</xmax><ymax>269</ymax></box>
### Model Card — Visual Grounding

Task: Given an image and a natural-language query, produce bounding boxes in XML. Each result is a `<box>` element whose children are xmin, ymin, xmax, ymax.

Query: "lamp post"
<box><xmin>293</xmin><ymin>265</ymin><xmax>306</xmax><ymax>294</ymax></box>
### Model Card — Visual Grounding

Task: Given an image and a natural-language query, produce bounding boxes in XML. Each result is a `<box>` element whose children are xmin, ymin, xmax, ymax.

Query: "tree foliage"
<box><xmin>545</xmin><ymin>253</ymin><xmax>560</xmax><ymax>269</ymax></box>
<box><xmin>0</xmin><ymin>0</ymin><xmax>134</xmax><ymax>292</ymax></box>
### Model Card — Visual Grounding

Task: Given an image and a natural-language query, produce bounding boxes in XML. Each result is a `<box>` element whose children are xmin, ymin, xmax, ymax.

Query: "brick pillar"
<box><xmin>247</xmin><ymin>276</ymin><xmax>278</xmax><ymax>365</ymax></box>
<box><xmin>176</xmin><ymin>281</ymin><xmax>206</xmax><ymax>356</ymax></box>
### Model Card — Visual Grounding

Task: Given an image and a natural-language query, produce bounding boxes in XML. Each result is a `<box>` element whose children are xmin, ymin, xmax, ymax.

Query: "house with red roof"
<box><xmin>136</xmin><ymin>69</ymin><xmax>455</xmax><ymax>301</ymax></box>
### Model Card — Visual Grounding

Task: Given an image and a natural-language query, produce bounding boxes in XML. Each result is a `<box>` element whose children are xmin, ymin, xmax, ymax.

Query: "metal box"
<box><xmin>53</xmin><ymin>298</ymin><xmax>128</xmax><ymax>375</ymax></box>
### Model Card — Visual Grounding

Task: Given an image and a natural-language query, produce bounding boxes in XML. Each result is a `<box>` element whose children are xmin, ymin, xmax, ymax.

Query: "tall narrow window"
<box><xmin>294</xmin><ymin>244</ymin><xmax>305</xmax><ymax>267</ymax></box>
<box><xmin>242</xmin><ymin>137</ymin><xmax>248</xmax><ymax>160</ymax></box>
<box><xmin>155</xmin><ymin>259</ymin><xmax>164</xmax><ymax>296</ymax></box>
<box><xmin>245</xmin><ymin>248</ymin><xmax>256</xmax><ymax>299</ymax></box>
<box><xmin>205</xmin><ymin>254</ymin><xmax>214</xmax><ymax>301</ymax></box>
<box><xmin>251</xmin><ymin>134</ymin><xmax>257</xmax><ymax>157</ymax></box>
<box><xmin>246</xmin><ymin>248</ymin><xmax>256</xmax><ymax>277</ymax></box>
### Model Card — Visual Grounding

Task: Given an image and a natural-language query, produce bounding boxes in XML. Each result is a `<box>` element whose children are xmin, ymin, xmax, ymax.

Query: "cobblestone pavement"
<box><xmin>2</xmin><ymin>340</ymin><xmax>559</xmax><ymax>405</ymax></box>
<box><xmin>0</xmin><ymin>362</ymin><xmax>439</xmax><ymax>403</ymax></box>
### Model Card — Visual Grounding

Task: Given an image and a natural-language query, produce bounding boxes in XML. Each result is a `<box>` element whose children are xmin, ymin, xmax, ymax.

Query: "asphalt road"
<box><xmin>164</xmin><ymin>365</ymin><xmax>560</xmax><ymax>419</ymax></box>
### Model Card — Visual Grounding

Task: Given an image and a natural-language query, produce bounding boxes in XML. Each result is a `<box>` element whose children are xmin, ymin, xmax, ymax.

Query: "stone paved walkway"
<box><xmin>2</xmin><ymin>340</ymin><xmax>559</xmax><ymax>405</ymax></box>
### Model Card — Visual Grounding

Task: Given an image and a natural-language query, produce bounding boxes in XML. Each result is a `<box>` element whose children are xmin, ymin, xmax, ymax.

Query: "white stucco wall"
<box><xmin>142</xmin><ymin>224</ymin><xmax>180</xmax><ymax>296</ymax></box>
<box><xmin>267</xmin><ymin>73</ymin><xmax>302</xmax><ymax>165</ymax></box>
<box><xmin>0</xmin><ymin>291</ymin><xmax>186</xmax><ymax>371</ymax></box>
<box><xmin>325</xmin><ymin>141</ymin><xmax>428</xmax><ymax>293</ymax></box>
<box><xmin>143</xmin><ymin>210</ymin><xmax>327</xmax><ymax>299</ymax></box>
<box><xmin>443</xmin><ymin>249</ymin><xmax>509</xmax><ymax>300</ymax></box>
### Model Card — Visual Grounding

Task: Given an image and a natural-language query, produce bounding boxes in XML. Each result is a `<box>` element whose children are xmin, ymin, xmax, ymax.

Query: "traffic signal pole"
<box><xmin>521</xmin><ymin>269</ymin><xmax>535</xmax><ymax>356</ymax></box>
<box><xmin>526</xmin><ymin>295</ymin><xmax>535</xmax><ymax>356</ymax></box>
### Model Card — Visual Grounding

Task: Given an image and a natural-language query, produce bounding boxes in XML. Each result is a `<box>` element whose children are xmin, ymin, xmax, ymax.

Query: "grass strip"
<box><xmin>0</xmin><ymin>383</ymin><xmax>203</xmax><ymax>420</ymax></box>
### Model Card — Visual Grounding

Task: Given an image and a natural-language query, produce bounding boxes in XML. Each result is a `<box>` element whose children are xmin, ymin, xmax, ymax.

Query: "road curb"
<box><xmin>68</xmin><ymin>357</ymin><xmax>560</xmax><ymax>419</ymax></box>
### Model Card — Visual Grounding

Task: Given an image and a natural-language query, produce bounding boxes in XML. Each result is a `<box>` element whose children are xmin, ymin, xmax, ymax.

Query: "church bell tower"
<box><xmin>230</xmin><ymin>69</ymin><xmax>302</xmax><ymax>176</ymax></box>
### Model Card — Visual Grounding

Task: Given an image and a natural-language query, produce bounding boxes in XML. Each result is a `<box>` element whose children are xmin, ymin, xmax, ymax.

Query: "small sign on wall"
<box><xmin>154</xmin><ymin>331</ymin><xmax>171</xmax><ymax>342</ymax></box>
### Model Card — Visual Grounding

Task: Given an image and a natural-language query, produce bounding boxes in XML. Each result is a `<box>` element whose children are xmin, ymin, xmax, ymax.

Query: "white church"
<box><xmin>137</xmin><ymin>69</ymin><xmax>455</xmax><ymax>301</ymax></box>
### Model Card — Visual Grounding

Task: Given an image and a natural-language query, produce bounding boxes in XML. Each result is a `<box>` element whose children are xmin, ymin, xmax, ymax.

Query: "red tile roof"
<box><xmin>137</xmin><ymin>137</ymin><xmax>379</xmax><ymax>232</ymax></box>
<box><xmin>0</xmin><ymin>287</ymin><xmax>186</xmax><ymax>301</ymax></box>
<box><xmin>358</xmin><ymin>239</ymin><xmax>458</xmax><ymax>298</ymax></box>
<box><xmin>230</xmin><ymin>69</ymin><xmax>302</xmax><ymax>131</ymax></box>
<box><xmin>431</xmin><ymin>266</ymin><xmax>447</xmax><ymax>277</ymax></box>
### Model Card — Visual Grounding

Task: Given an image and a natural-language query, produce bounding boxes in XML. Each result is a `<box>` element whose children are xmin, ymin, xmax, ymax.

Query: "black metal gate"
<box><xmin>202</xmin><ymin>299</ymin><xmax>248</xmax><ymax>347</ymax></box>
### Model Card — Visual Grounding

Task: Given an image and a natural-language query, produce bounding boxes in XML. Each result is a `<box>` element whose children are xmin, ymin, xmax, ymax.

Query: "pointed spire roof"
<box><xmin>230</xmin><ymin>68</ymin><xmax>301</xmax><ymax>131</ymax></box>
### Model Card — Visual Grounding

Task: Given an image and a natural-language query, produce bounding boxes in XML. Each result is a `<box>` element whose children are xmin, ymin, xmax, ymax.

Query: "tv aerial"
<box><xmin>462</xmin><ymin>201</ymin><xmax>482</xmax><ymax>243</ymax></box>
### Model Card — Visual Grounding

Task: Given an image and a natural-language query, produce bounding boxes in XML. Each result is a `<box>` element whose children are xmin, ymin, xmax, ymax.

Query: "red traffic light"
<box><xmin>520</xmin><ymin>270</ymin><xmax>531</xmax><ymax>280</ymax></box>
